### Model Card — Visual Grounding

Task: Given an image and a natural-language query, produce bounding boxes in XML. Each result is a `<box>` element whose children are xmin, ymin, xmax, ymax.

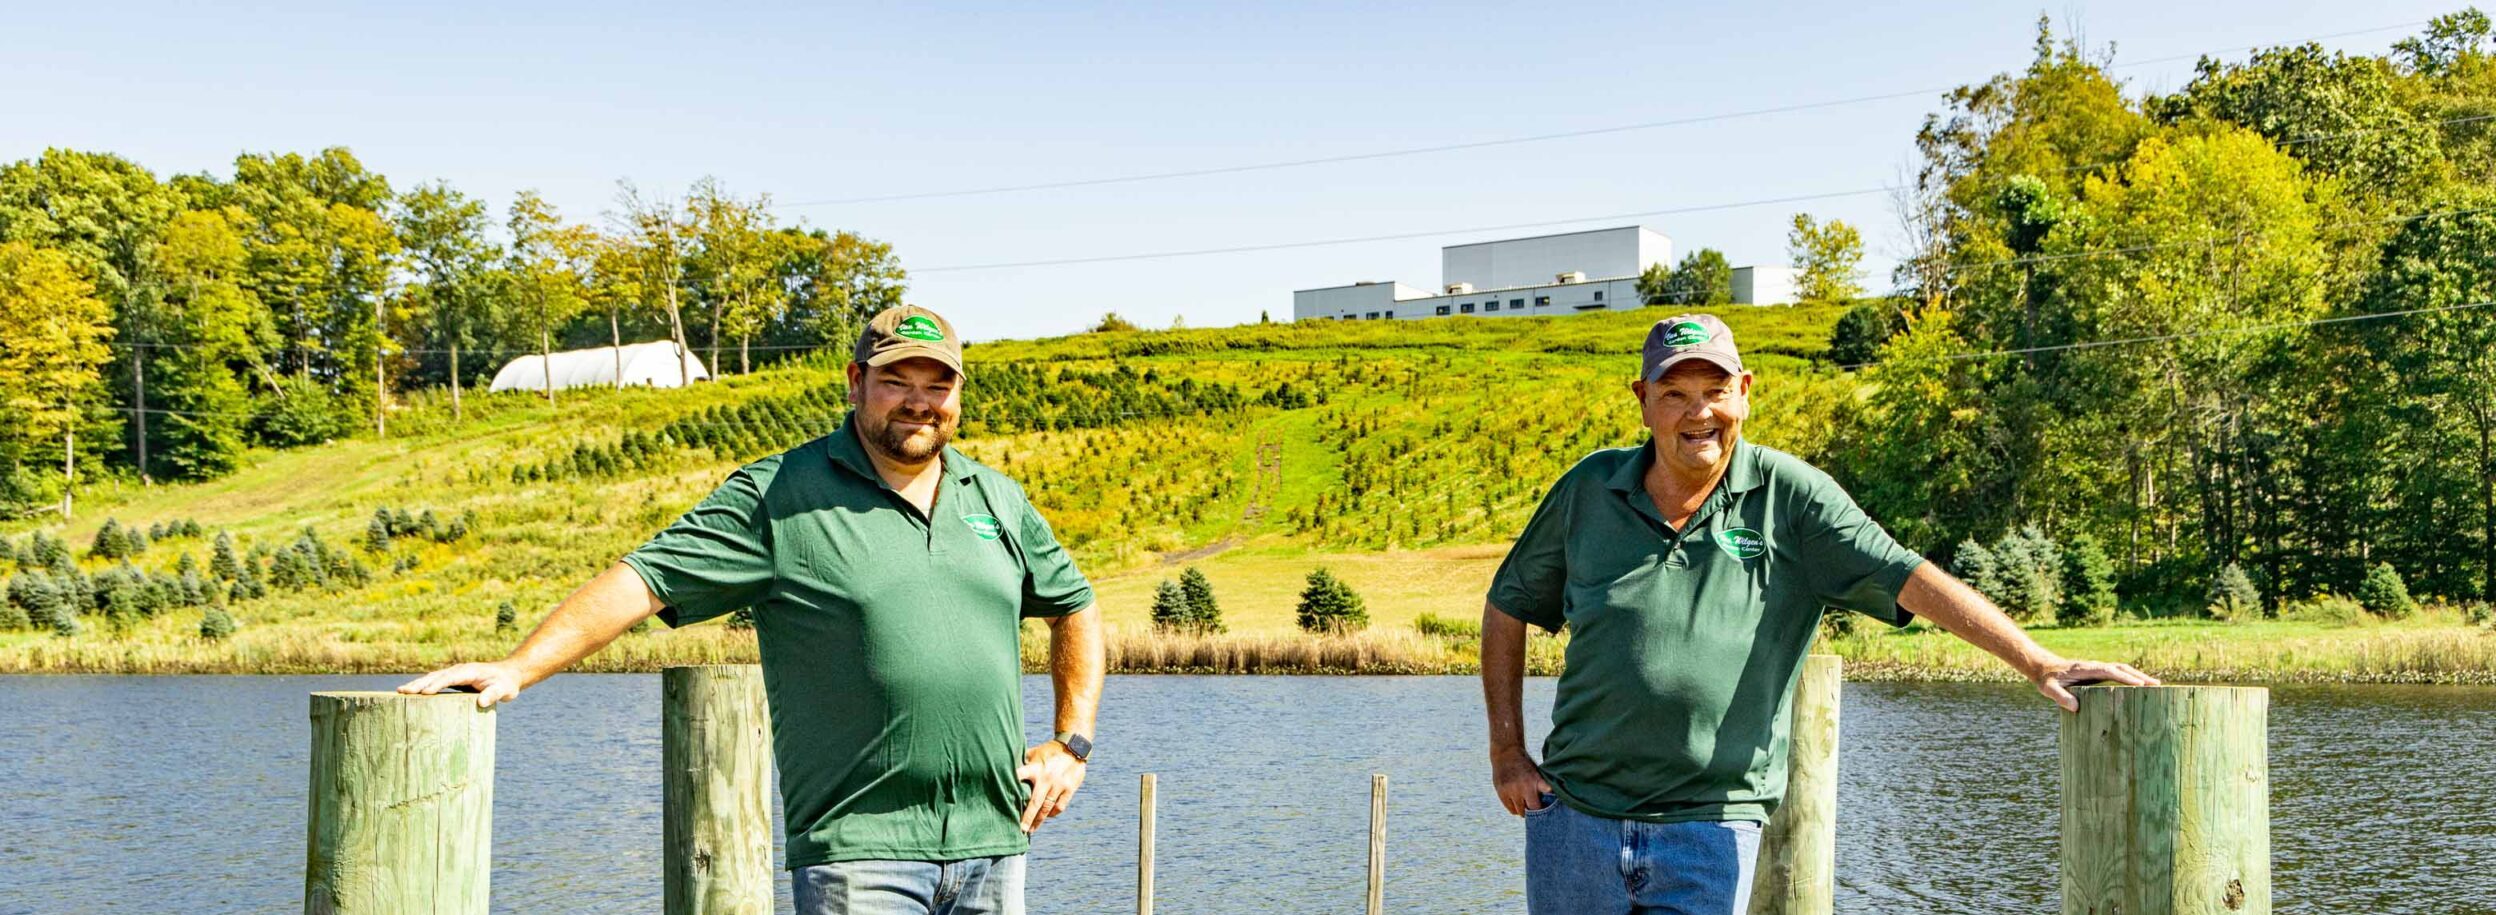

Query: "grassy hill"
<box><xmin>4</xmin><ymin>304</ymin><xmax>2490</xmax><ymax>681</ymax></box>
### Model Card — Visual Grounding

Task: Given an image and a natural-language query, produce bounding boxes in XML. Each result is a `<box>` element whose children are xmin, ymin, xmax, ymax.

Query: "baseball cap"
<box><xmin>855</xmin><ymin>305</ymin><xmax>964</xmax><ymax>375</ymax></box>
<box><xmin>1642</xmin><ymin>313</ymin><xmax>1744</xmax><ymax>382</ymax></box>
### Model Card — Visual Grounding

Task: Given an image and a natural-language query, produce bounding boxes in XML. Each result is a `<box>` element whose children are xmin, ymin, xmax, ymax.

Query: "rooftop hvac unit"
<box><xmin>1445</xmin><ymin>282</ymin><xmax>1474</xmax><ymax>294</ymax></box>
<box><xmin>1555</xmin><ymin>271</ymin><xmax>1585</xmax><ymax>284</ymax></box>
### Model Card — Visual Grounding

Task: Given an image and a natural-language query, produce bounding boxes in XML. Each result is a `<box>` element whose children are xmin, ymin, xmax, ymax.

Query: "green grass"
<box><xmin>8</xmin><ymin>303</ymin><xmax>2492</xmax><ymax>680</ymax></box>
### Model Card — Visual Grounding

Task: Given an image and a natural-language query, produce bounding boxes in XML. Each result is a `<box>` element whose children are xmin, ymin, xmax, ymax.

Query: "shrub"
<box><xmin>2464</xmin><ymin>600</ymin><xmax>2494</xmax><ymax>629</ymax></box>
<box><xmin>1955</xmin><ymin>526</ymin><xmax>2062</xmax><ymax>623</ymax></box>
<box><xmin>1295</xmin><ymin>568</ymin><xmax>1368</xmax><ymax>634</ymax></box>
<box><xmin>211</xmin><ymin>532</ymin><xmax>240</xmax><ymax>581</ymax></box>
<box><xmin>1413</xmin><ymin>611</ymin><xmax>1480</xmax><ymax>640</ymax></box>
<box><xmin>366</xmin><ymin>512</ymin><xmax>394</xmax><ymax>553</ymax></box>
<box><xmin>2058</xmin><ymin>533</ymin><xmax>2118</xmax><ymax>627</ymax></box>
<box><xmin>2206</xmin><ymin>563</ymin><xmax>2261</xmax><ymax>622</ymax></box>
<box><xmin>1178</xmin><ymin>566</ymin><xmax>1223</xmax><ymax>633</ymax></box>
<box><xmin>0</xmin><ymin>575</ymin><xmax>32</xmax><ymax>630</ymax></box>
<box><xmin>2280</xmin><ymin>593</ymin><xmax>2365</xmax><ymax>625</ymax></box>
<box><xmin>1149</xmin><ymin>579</ymin><xmax>1192</xmax><ymax>632</ymax></box>
<box><xmin>494</xmin><ymin>601</ymin><xmax>517</xmax><ymax>633</ymax></box>
<box><xmin>199</xmin><ymin>607</ymin><xmax>237</xmax><ymax>641</ymax></box>
<box><xmin>727</xmin><ymin>607</ymin><xmax>755</xmax><ymax>630</ymax></box>
<box><xmin>2355</xmin><ymin>563</ymin><xmax>2416</xmax><ymax>619</ymax></box>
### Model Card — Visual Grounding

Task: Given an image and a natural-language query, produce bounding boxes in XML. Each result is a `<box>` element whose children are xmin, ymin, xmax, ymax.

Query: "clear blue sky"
<box><xmin>2</xmin><ymin>1</ymin><xmax>2467</xmax><ymax>341</ymax></box>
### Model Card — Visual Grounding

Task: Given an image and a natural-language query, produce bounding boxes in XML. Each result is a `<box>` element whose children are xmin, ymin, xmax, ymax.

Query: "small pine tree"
<box><xmin>495</xmin><ymin>601</ymin><xmax>518</xmax><ymax>633</ymax></box>
<box><xmin>727</xmin><ymin>607</ymin><xmax>756</xmax><ymax>631</ymax></box>
<box><xmin>181</xmin><ymin>519</ymin><xmax>204</xmax><ymax>538</ymax></box>
<box><xmin>0</xmin><ymin>575</ymin><xmax>31</xmax><ymax>630</ymax></box>
<box><xmin>211</xmin><ymin>532</ymin><xmax>240</xmax><ymax>581</ymax></box>
<box><xmin>125</xmin><ymin>528</ymin><xmax>148</xmax><ymax>556</ymax></box>
<box><xmin>365</xmin><ymin>514</ymin><xmax>393</xmax><ymax>554</ymax></box>
<box><xmin>199</xmin><ymin>607</ymin><xmax>237</xmax><ymax>641</ymax></box>
<box><xmin>1295</xmin><ymin>568</ymin><xmax>1369</xmax><ymax>634</ymax></box>
<box><xmin>1150</xmin><ymin>579</ymin><xmax>1192</xmax><ymax>632</ymax></box>
<box><xmin>2206</xmin><ymin>563</ymin><xmax>2261</xmax><ymax>622</ymax></box>
<box><xmin>31</xmin><ymin>530</ymin><xmax>67</xmax><ymax>567</ymax></box>
<box><xmin>2356</xmin><ymin>562</ymin><xmax>2417</xmax><ymax>619</ymax></box>
<box><xmin>90</xmin><ymin>519</ymin><xmax>129</xmax><ymax>560</ymax></box>
<box><xmin>1178</xmin><ymin>566</ymin><xmax>1224</xmax><ymax>633</ymax></box>
<box><xmin>2058</xmin><ymin>533</ymin><xmax>2118</xmax><ymax>626</ymax></box>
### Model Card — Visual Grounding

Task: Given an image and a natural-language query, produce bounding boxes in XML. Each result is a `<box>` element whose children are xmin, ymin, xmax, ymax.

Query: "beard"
<box><xmin>862</xmin><ymin>406</ymin><xmax>957</xmax><ymax>463</ymax></box>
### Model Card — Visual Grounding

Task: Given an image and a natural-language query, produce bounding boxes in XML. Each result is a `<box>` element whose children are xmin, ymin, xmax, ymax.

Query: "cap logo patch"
<box><xmin>895</xmin><ymin>315</ymin><xmax>947</xmax><ymax>342</ymax></box>
<box><xmin>1714</xmin><ymin>528</ymin><xmax>1768</xmax><ymax>560</ymax></box>
<box><xmin>962</xmin><ymin>513</ymin><xmax>1003</xmax><ymax>541</ymax></box>
<box><xmin>1664</xmin><ymin>321</ymin><xmax>1711</xmax><ymax>347</ymax></box>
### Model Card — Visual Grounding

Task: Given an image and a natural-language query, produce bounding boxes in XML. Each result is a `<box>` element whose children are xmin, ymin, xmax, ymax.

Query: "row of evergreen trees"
<box><xmin>1954</xmin><ymin>524</ymin><xmax>2438</xmax><ymax>624</ymax></box>
<box><xmin>0</xmin><ymin>521</ymin><xmax>395</xmax><ymax>640</ymax></box>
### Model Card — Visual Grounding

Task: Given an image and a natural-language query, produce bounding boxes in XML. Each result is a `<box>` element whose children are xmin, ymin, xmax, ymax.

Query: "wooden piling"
<box><xmin>2061</xmin><ymin>685</ymin><xmax>2269</xmax><ymax>915</ymax></box>
<box><xmin>1137</xmin><ymin>773</ymin><xmax>1157</xmax><ymax>915</ymax></box>
<box><xmin>1749</xmin><ymin>653</ymin><xmax>1841</xmax><ymax>915</ymax></box>
<box><xmin>663</xmin><ymin>665</ymin><xmax>775</xmax><ymax>915</ymax></box>
<box><xmin>1367</xmin><ymin>773</ymin><xmax>1387</xmax><ymax>915</ymax></box>
<box><xmin>305</xmin><ymin>692</ymin><xmax>495</xmax><ymax>915</ymax></box>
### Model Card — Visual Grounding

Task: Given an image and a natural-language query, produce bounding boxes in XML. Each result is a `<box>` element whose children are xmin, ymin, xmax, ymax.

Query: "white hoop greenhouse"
<box><xmin>487</xmin><ymin>341</ymin><xmax>711</xmax><ymax>393</ymax></box>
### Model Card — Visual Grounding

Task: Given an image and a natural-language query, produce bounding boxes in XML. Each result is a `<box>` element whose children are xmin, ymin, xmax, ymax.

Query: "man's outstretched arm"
<box><xmin>397</xmin><ymin>562</ymin><xmax>665</xmax><ymax>707</ymax></box>
<box><xmin>1894</xmin><ymin>562</ymin><xmax>2159</xmax><ymax>711</ymax></box>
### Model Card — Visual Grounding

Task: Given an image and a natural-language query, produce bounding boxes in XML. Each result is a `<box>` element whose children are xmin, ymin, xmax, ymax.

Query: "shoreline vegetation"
<box><xmin>5</xmin><ymin>612</ymin><xmax>2491</xmax><ymax>684</ymax></box>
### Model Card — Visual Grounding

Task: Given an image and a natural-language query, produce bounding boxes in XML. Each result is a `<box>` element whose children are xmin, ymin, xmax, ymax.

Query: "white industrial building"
<box><xmin>488</xmin><ymin>341</ymin><xmax>711</xmax><ymax>393</ymax></box>
<box><xmin>1291</xmin><ymin>225</ymin><xmax>1797</xmax><ymax>322</ymax></box>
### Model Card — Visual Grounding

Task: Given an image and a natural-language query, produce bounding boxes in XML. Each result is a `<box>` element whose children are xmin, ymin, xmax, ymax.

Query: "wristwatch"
<box><xmin>1054</xmin><ymin>731</ymin><xmax>1092</xmax><ymax>762</ymax></box>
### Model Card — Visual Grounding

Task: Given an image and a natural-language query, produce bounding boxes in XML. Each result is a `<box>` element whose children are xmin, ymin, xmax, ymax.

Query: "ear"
<box><xmin>1736</xmin><ymin>372</ymin><xmax>1755</xmax><ymax>397</ymax></box>
<box><xmin>1631</xmin><ymin>378</ymin><xmax>1650</xmax><ymax>403</ymax></box>
<box><xmin>845</xmin><ymin>362</ymin><xmax>865</xmax><ymax>402</ymax></box>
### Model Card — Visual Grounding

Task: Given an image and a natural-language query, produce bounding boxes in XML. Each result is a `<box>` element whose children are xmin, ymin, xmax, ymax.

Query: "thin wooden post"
<box><xmin>1748</xmin><ymin>654</ymin><xmax>1841</xmax><ymax>915</ymax></box>
<box><xmin>305</xmin><ymin>692</ymin><xmax>495</xmax><ymax>914</ymax></box>
<box><xmin>1137</xmin><ymin>773</ymin><xmax>1157</xmax><ymax>915</ymax></box>
<box><xmin>2061</xmin><ymin>685</ymin><xmax>2269</xmax><ymax>915</ymax></box>
<box><xmin>664</xmin><ymin>665</ymin><xmax>775</xmax><ymax>915</ymax></box>
<box><xmin>1367</xmin><ymin>773</ymin><xmax>1387</xmax><ymax>915</ymax></box>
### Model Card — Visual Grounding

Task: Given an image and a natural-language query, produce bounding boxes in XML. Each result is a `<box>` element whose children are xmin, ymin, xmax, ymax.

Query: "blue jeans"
<box><xmin>1524</xmin><ymin>794</ymin><xmax>1761</xmax><ymax>915</ymax></box>
<box><xmin>792</xmin><ymin>855</ymin><xmax>1025</xmax><ymax>915</ymax></box>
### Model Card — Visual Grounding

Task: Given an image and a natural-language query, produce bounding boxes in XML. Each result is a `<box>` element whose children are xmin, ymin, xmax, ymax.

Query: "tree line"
<box><xmin>1825</xmin><ymin>11</ymin><xmax>2496</xmax><ymax>612</ymax></box>
<box><xmin>0</xmin><ymin>148</ymin><xmax>906</xmax><ymax>516</ymax></box>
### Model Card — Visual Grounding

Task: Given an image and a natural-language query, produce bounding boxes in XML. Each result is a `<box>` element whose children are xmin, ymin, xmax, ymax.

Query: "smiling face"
<box><xmin>1632</xmin><ymin>361</ymin><xmax>1752</xmax><ymax>479</ymax></box>
<box><xmin>846</xmin><ymin>357</ymin><xmax>962</xmax><ymax>465</ymax></box>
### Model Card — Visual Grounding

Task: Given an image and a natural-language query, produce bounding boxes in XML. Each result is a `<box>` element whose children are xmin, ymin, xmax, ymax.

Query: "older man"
<box><xmin>402</xmin><ymin>305</ymin><xmax>1104</xmax><ymax>915</ymax></box>
<box><xmin>1480</xmin><ymin>313</ymin><xmax>2154</xmax><ymax>915</ymax></box>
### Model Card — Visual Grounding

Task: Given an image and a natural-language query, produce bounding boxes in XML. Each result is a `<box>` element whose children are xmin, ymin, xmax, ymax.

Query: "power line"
<box><xmin>775</xmin><ymin>19</ymin><xmax>2432</xmax><ymax>209</ymax></box>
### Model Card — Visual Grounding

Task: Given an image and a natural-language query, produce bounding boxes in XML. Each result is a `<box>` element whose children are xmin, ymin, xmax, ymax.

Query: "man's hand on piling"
<box><xmin>1016</xmin><ymin>740</ymin><xmax>1087</xmax><ymax>834</ymax></box>
<box><xmin>396</xmin><ymin>661</ymin><xmax>527</xmax><ymax>709</ymax></box>
<box><xmin>2030</xmin><ymin>657</ymin><xmax>2160</xmax><ymax>713</ymax></box>
<box><xmin>1491</xmin><ymin>745</ymin><xmax>1553</xmax><ymax>816</ymax></box>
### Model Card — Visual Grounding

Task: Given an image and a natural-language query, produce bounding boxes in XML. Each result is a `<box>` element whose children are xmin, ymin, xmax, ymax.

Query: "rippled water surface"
<box><xmin>1</xmin><ymin>675</ymin><xmax>2489</xmax><ymax>913</ymax></box>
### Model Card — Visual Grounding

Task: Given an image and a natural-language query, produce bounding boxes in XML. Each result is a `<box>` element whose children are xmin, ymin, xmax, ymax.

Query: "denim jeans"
<box><xmin>1524</xmin><ymin>794</ymin><xmax>1761</xmax><ymax>915</ymax></box>
<box><xmin>792</xmin><ymin>855</ymin><xmax>1025</xmax><ymax>915</ymax></box>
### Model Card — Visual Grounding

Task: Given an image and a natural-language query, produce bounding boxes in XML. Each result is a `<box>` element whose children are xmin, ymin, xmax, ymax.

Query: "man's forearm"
<box><xmin>1895</xmin><ymin>562</ymin><xmax>2060</xmax><ymax>680</ymax></box>
<box><xmin>501</xmin><ymin>562</ymin><xmax>665</xmax><ymax>688</ymax></box>
<box><xmin>1480</xmin><ymin>600</ymin><xmax>1531</xmax><ymax>756</ymax></box>
<box><xmin>1046</xmin><ymin>604</ymin><xmax>1105</xmax><ymax>737</ymax></box>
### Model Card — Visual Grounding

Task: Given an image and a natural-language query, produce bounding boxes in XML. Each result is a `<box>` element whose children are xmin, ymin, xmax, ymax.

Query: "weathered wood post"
<box><xmin>1137</xmin><ymin>773</ymin><xmax>1158</xmax><ymax>915</ymax></box>
<box><xmin>305</xmin><ymin>692</ymin><xmax>496</xmax><ymax>914</ymax></box>
<box><xmin>2061</xmin><ymin>686</ymin><xmax>2269</xmax><ymax>915</ymax></box>
<box><xmin>1367</xmin><ymin>773</ymin><xmax>1387</xmax><ymax>915</ymax></box>
<box><xmin>1748</xmin><ymin>653</ymin><xmax>1841</xmax><ymax>915</ymax></box>
<box><xmin>664</xmin><ymin>665</ymin><xmax>775</xmax><ymax>915</ymax></box>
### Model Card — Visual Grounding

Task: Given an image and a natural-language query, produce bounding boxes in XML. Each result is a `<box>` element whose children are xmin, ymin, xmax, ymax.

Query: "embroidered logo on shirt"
<box><xmin>1714</xmin><ymin>528</ymin><xmax>1768</xmax><ymax>560</ymax></box>
<box><xmin>961</xmin><ymin>513</ymin><xmax>1003</xmax><ymax>541</ymax></box>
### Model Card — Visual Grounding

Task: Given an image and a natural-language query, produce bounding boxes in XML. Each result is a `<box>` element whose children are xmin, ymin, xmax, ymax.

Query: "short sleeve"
<box><xmin>622</xmin><ymin>465</ymin><xmax>776</xmax><ymax>628</ymax></box>
<box><xmin>1488</xmin><ymin>476</ymin><xmax>1574</xmax><ymax>632</ymax></box>
<box><xmin>1004</xmin><ymin>483</ymin><xmax>1094</xmax><ymax>619</ymax></box>
<box><xmin>1796</xmin><ymin>472</ymin><xmax>1924</xmax><ymax>627</ymax></box>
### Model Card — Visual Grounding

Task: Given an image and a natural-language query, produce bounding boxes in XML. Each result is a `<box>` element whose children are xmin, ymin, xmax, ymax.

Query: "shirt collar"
<box><xmin>1603</xmin><ymin>437</ymin><xmax>1767</xmax><ymax>496</ymax></box>
<box><xmin>829</xmin><ymin>412</ymin><xmax>976</xmax><ymax>485</ymax></box>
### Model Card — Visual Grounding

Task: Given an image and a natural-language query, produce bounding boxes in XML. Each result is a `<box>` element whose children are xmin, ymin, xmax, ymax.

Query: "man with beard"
<box><xmin>1479</xmin><ymin>313</ymin><xmax>2155</xmax><ymax>915</ymax></box>
<box><xmin>401</xmin><ymin>305</ymin><xmax>1103</xmax><ymax>915</ymax></box>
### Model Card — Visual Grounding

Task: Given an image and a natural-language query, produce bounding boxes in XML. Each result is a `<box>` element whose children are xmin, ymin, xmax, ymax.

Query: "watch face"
<box><xmin>1060</xmin><ymin>732</ymin><xmax>1092</xmax><ymax>761</ymax></box>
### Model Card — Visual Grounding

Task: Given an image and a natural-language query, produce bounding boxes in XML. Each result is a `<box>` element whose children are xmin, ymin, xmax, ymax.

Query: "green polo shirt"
<box><xmin>621</xmin><ymin>415</ymin><xmax>1094</xmax><ymax>868</ymax></box>
<box><xmin>1489</xmin><ymin>438</ymin><xmax>1922</xmax><ymax>824</ymax></box>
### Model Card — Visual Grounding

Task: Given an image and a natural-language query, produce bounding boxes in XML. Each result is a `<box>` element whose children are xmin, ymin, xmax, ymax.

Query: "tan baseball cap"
<box><xmin>854</xmin><ymin>305</ymin><xmax>964</xmax><ymax>375</ymax></box>
<box><xmin>1642</xmin><ymin>313</ymin><xmax>1744</xmax><ymax>381</ymax></box>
